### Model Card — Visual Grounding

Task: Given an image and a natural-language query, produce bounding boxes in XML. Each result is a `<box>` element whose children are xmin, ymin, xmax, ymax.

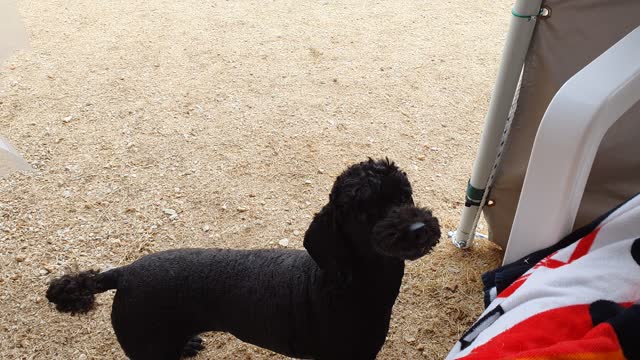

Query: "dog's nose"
<box><xmin>408</xmin><ymin>222</ymin><xmax>426</xmax><ymax>232</ymax></box>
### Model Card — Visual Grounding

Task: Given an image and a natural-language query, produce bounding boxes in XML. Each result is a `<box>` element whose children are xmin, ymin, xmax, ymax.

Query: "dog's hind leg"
<box><xmin>113</xmin><ymin>325</ymin><xmax>186</xmax><ymax>360</ymax></box>
<box><xmin>111</xmin><ymin>294</ymin><xmax>190</xmax><ymax>360</ymax></box>
<box><xmin>113</xmin><ymin>320</ymin><xmax>193</xmax><ymax>360</ymax></box>
<box><xmin>116</xmin><ymin>332</ymin><xmax>190</xmax><ymax>360</ymax></box>
<box><xmin>181</xmin><ymin>335</ymin><xmax>205</xmax><ymax>358</ymax></box>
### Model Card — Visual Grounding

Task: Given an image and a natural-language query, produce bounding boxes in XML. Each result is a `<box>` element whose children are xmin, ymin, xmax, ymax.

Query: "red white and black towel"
<box><xmin>446</xmin><ymin>194</ymin><xmax>640</xmax><ymax>360</ymax></box>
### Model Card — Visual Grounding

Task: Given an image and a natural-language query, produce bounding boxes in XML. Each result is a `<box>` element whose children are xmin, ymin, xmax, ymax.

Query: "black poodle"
<box><xmin>46</xmin><ymin>158</ymin><xmax>440</xmax><ymax>360</ymax></box>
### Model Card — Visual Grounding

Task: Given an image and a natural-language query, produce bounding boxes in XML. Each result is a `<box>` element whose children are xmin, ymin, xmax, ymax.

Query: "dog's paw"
<box><xmin>182</xmin><ymin>336</ymin><xmax>205</xmax><ymax>358</ymax></box>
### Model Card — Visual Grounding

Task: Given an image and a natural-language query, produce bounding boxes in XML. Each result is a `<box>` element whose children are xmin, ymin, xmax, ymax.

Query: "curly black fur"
<box><xmin>372</xmin><ymin>205</ymin><xmax>441</xmax><ymax>260</ymax></box>
<box><xmin>46</xmin><ymin>158</ymin><xmax>441</xmax><ymax>360</ymax></box>
<box><xmin>46</xmin><ymin>269</ymin><xmax>119</xmax><ymax>314</ymax></box>
<box><xmin>45</xmin><ymin>270</ymin><xmax>100</xmax><ymax>314</ymax></box>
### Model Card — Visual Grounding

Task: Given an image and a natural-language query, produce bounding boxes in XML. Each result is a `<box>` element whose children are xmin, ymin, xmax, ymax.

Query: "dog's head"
<box><xmin>304</xmin><ymin>158</ymin><xmax>440</xmax><ymax>276</ymax></box>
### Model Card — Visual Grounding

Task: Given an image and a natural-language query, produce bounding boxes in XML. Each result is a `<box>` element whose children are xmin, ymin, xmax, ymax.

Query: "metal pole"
<box><xmin>452</xmin><ymin>0</ymin><xmax>545</xmax><ymax>249</ymax></box>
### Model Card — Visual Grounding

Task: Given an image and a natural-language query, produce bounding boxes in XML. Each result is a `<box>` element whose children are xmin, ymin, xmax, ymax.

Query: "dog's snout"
<box><xmin>408</xmin><ymin>222</ymin><xmax>425</xmax><ymax>232</ymax></box>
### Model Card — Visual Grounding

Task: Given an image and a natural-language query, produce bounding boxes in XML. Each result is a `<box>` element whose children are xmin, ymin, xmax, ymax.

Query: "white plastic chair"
<box><xmin>503</xmin><ymin>26</ymin><xmax>640</xmax><ymax>264</ymax></box>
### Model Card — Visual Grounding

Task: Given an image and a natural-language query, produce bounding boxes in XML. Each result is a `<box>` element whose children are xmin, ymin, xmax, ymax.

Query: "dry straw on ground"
<box><xmin>1</xmin><ymin>0</ymin><xmax>509</xmax><ymax>358</ymax></box>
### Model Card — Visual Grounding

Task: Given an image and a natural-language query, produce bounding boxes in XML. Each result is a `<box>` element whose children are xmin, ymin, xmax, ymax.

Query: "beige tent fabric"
<box><xmin>484</xmin><ymin>0</ymin><xmax>640</xmax><ymax>249</ymax></box>
<box><xmin>0</xmin><ymin>0</ymin><xmax>31</xmax><ymax>177</ymax></box>
<box><xmin>0</xmin><ymin>1</ymin><xmax>31</xmax><ymax>177</ymax></box>
<box><xmin>0</xmin><ymin>0</ymin><xmax>30</xmax><ymax>65</ymax></box>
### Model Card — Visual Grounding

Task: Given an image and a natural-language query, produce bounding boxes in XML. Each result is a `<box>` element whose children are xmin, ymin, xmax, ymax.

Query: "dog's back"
<box><xmin>111</xmin><ymin>248</ymin><xmax>328</xmax><ymax>358</ymax></box>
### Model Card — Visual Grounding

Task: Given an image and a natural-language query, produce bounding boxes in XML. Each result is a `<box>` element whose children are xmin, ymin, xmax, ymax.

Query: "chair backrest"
<box><xmin>502</xmin><ymin>26</ymin><xmax>640</xmax><ymax>264</ymax></box>
<box><xmin>482</xmin><ymin>0</ymin><xmax>640</xmax><ymax>257</ymax></box>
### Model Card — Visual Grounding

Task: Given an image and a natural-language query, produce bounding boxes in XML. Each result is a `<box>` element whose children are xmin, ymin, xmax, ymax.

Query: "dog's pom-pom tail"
<box><xmin>46</xmin><ymin>269</ymin><xmax>117</xmax><ymax>314</ymax></box>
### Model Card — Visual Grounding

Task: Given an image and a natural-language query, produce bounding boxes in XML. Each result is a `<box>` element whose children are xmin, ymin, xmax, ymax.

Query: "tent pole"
<box><xmin>452</xmin><ymin>0</ymin><xmax>544</xmax><ymax>249</ymax></box>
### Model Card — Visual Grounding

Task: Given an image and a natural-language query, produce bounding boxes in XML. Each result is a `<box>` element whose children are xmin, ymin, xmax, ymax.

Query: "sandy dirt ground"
<box><xmin>0</xmin><ymin>0</ymin><xmax>510</xmax><ymax>358</ymax></box>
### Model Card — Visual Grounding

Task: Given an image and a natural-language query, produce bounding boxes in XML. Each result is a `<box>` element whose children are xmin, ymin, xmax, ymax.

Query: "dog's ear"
<box><xmin>303</xmin><ymin>204</ymin><xmax>336</xmax><ymax>270</ymax></box>
<box><xmin>304</xmin><ymin>204</ymin><xmax>350</xmax><ymax>276</ymax></box>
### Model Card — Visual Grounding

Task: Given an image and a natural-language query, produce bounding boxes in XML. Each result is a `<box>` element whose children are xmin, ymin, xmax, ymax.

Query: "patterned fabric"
<box><xmin>447</xmin><ymin>194</ymin><xmax>640</xmax><ymax>360</ymax></box>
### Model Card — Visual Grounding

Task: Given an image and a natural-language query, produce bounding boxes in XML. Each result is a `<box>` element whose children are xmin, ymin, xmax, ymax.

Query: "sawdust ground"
<box><xmin>0</xmin><ymin>0</ymin><xmax>509</xmax><ymax>358</ymax></box>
